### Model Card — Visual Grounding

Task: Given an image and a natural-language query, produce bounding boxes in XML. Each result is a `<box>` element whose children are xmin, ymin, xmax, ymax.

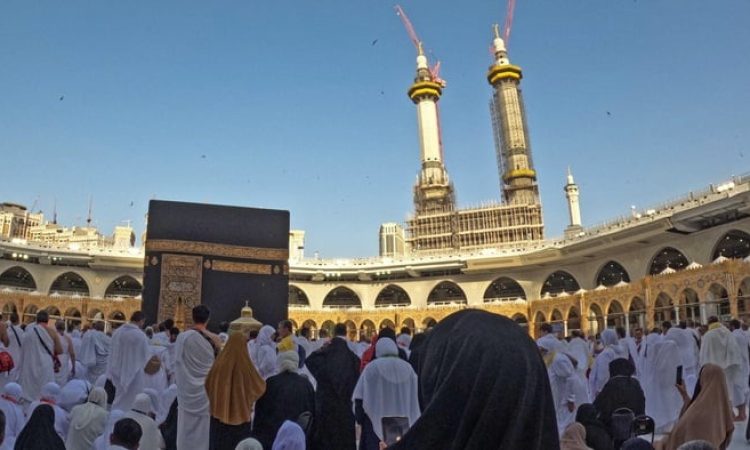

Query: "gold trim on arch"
<box><xmin>146</xmin><ymin>239</ymin><xmax>288</xmax><ymax>261</ymax></box>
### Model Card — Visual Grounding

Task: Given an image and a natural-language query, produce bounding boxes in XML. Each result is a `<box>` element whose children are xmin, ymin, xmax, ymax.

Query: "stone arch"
<box><xmin>705</xmin><ymin>283</ymin><xmax>730</xmax><ymax>318</ymax></box>
<box><xmin>49</xmin><ymin>271</ymin><xmax>90</xmax><ymax>297</ymax></box>
<box><xmin>360</xmin><ymin>320</ymin><xmax>376</xmax><ymax>341</ymax></box>
<box><xmin>46</xmin><ymin>306</ymin><xmax>62</xmax><ymax>320</ymax></box>
<box><xmin>422</xmin><ymin>317</ymin><xmax>437</xmax><ymax>329</ymax></box>
<box><xmin>289</xmin><ymin>319</ymin><xmax>299</xmax><ymax>330</ymax></box>
<box><xmin>2</xmin><ymin>302</ymin><xmax>17</xmax><ymax>315</ymax></box>
<box><xmin>738</xmin><ymin>277</ymin><xmax>750</xmax><ymax>318</ymax></box>
<box><xmin>533</xmin><ymin>310</ymin><xmax>546</xmax><ymax>336</ymax></box>
<box><xmin>588</xmin><ymin>303</ymin><xmax>605</xmax><ymax>335</ymax></box>
<box><xmin>595</xmin><ymin>261</ymin><xmax>631</xmax><ymax>287</ymax></box>
<box><xmin>289</xmin><ymin>285</ymin><xmax>310</xmax><ymax>307</ymax></box>
<box><xmin>375</xmin><ymin>285</ymin><xmax>411</xmax><ymax>307</ymax></box>
<box><xmin>427</xmin><ymin>281</ymin><xmax>467</xmax><ymax>305</ymax></box>
<box><xmin>320</xmin><ymin>320</ymin><xmax>336</xmax><ymax>337</ymax></box>
<box><xmin>712</xmin><ymin>229</ymin><xmax>750</xmax><ymax>260</ymax></box>
<box><xmin>379</xmin><ymin>318</ymin><xmax>396</xmax><ymax>330</ymax></box>
<box><xmin>0</xmin><ymin>266</ymin><xmax>37</xmax><ymax>291</ymax></box>
<box><xmin>65</xmin><ymin>307</ymin><xmax>82</xmax><ymax>329</ymax></box>
<box><xmin>654</xmin><ymin>292</ymin><xmax>676</xmax><ymax>323</ymax></box>
<box><xmin>301</xmin><ymin>319</ymin><xmax>317</xmax><ymax>330</ymax></box>
<box><xmin>322</xmin><ymin>286</ymin><xmax>361</xmax><ymax>308</ymax></box>
<box><xmin>401</xmin><ymin>318</ymin><xmax>416</xmax><ymax>332</ymax></box>
<box><xmin>512</xmin><ymin>313</ymin><xmax>528</xmax><ymax>329</ymax></box>
<box><xmin>679</xmin><ymin>288</ymin><xmax>701</xmax><ymax>323</ymax></box>
<box><xmin>649</xmin><ymin>247</ymin><xmax>689</xmax><ymax>275</ymax></box>
<box><xmin>606</xmin><ymin>300</ymin><xmax>625</xmax><ymax>328</ymax></box>
<box><xmin>88</xmin><ymin>308</ymin><xmax>104</xmax><ymax>322</ymax></box>
<box><xmin>104</xmin><ymin>276</ymin><xmax>142</xmax><ymax>298</ymax></box>
<box><xmin>23</xmin><ymin>304</ymin><xmax>38</xmax><ymax>324</ymax></box>
<box><xmin>540</xmin><ymin>271</ymin><xmax>580</xmax><ymax>297</ymax></box>
<box><xmin>344</xmin><ymin>320</ymin><xmax>357</xmax><ymax>341</ymax></box>
<box><xmin>567</xmin><ymin>306</ymin><xmax>581</xmax><ymax>332</ymax></box>
<box><xmin>550</xmin><ymin>309</ymin><xmax>564</xmax><ymax>323</ymax></box>
<box><xmin>628</xmin><ymin>297</ymin><xmax>646</xmax><ymax>330</ymax></box>
<box><xmin>109</xmin><ymin>311</ymin><xmax>127</xmax><ymax>330</ymax></box>
<box><xmin>483</xmin><ymin>277</ymin><xmax>527</xmax><ymax>302</ymax></box>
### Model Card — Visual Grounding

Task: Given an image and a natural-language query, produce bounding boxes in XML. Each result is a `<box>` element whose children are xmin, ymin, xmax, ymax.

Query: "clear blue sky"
<box><xmin>1</xmin><ymin>1</ymin><xmax>748</xmax><ymax>257</ymax></box>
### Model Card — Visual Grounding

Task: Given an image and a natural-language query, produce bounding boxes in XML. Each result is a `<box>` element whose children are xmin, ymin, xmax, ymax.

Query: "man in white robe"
<box><xmin>665</xmin><ymin>326</ymin><xmax>700</xmax><ymax>394</ymax></box>
<box><xmin>567</xmin><ymin>330</ymin><xmax>591</xmax><ymax>381</ymax></box>
<box><xmin>123</xmin><ymin>393</ymin><xmax>166</xmax><ymax>449</ymax></box>
<box><xmin>730</xmin><ymin>319</ymin><xmax>750</xmax><ymax>420</ymax></box>
<box><xmin>174</xmin><ymin>305</ymin><xmax>219</xmax><ymax>450</ymax></box>
<box><xmin>107</xmin><ymin>311</ymin><xmax>150</xmax><ymax>412</ymax></box>
<box><xmin>536</xmin><ymin>323</ymin><xmax>564</xmax><ymax>355</ymax></box>
<box><xmin>700</xmin><ymin>316</ymin><xmax>745</xmax><ymax>418</ymax></box>
<box><xmin>143</xmin><ymin>344</ymin><xmax>169</xmax><ymax>392</ymax></box>
<box><xmin>18</xmin><ymin>311</ymin><xmax>62</xmax><ymax>401</ymax></box>
<box><xmin>5</xmin><ymin>313</ymin><xmax>23</xmax><ymax>383</ymax></box>
<box><xmin>589</xmin><ymin>328</ymin><xmax>627</xmax><ymax>397</ymax></box>
<box><xmin>152</xmin><ymin>319</ymin><xmax>173</xmax><ymax>347</ymax></box>
<box><xmin>79</xmin><ymin>321</ymin><xmax>111</xmax><ymax>384</ymax></box>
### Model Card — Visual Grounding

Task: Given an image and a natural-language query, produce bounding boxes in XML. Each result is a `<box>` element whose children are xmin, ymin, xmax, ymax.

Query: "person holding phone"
<box><xmin>352</xmin><ymin>338</ymin><xmax>419</xmax><ymax>450</ymax></box>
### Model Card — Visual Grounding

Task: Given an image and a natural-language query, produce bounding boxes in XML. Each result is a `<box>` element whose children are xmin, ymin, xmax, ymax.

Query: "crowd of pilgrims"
<box><xmin>0</xmin><ymin>305</ymin><xmax>746</xmax><ymax>450</ymax></box>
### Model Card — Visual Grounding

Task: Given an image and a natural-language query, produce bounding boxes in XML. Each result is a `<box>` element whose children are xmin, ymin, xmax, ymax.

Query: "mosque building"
<box><xmin>1</xmin><ymin>29</ymin><xmax>749</xmax><ymax>340</ymax></box>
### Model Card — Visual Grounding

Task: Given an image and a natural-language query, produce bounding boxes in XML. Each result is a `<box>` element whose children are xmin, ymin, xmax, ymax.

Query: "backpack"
<box><xmin>0</xmin><ymin>350</ymin><xmax>14</xmax><ymax>373</ymax></box>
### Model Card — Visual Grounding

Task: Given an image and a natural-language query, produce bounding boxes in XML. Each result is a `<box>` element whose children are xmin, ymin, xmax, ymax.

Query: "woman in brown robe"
<box><xmin>205</xmin><ymin>331</ymin><xmax>267</xmax><ymax>450</ymax></box>
<box><xmin>662</xmin><ymin>363</ymin><xmax>734</xmax><ymax>450</ymax></box>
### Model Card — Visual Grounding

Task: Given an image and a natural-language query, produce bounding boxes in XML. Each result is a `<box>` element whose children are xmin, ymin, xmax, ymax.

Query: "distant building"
<box><xmin>289</xmin><ymin>230</ymin><xmax>305</xmax><ymax>261</ymax></box>
<box><xmin>0</xmin><ymin>203</ymin><xmax>43</xmax><ymax>240</ymax></box>
<box><xmin>379</xmin><ymin>223</ymin><xmax>406</xmax><ymax>257</ymax></box>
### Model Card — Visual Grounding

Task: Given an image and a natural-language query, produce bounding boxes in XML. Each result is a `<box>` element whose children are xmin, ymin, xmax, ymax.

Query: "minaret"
<box><xmin>564</xmin><ymin>167</ymin><xmax>583</xmax><ymax>238</ymax></box>
<box><xmin>409</xmin><ymin>44</ymin><xmax>455</xmax><ymax>215</ymax></box>
<box><xmin>487</xmin><ymin>25</ymin><xmax>540</xmax><ymax>205</ymax></box>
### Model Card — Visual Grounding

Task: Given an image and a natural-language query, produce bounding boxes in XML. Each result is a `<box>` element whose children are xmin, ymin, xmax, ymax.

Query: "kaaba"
<box><xmin>142</xmin><ymin>200</ymin><xmax>289</xmax><ymax>332</ymax></box>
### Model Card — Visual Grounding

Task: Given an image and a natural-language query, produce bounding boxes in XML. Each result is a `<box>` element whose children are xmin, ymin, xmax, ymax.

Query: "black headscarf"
<box><xmin>389</xmin><ymin>310</ymin><xmax>559</xmax><ymax>450</ymax></box>
<box><xmin>15</xmin><ymin>404</ymin><xmax>66</xmax><ymax>450</ymax></box>
<box><xmin>593</xmin><ymin>359</ymin><xmax>645</xmax><ymax>429</ymax></box>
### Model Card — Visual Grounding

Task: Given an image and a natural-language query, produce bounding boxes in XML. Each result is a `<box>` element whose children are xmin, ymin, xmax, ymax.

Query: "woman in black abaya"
<box><xmin>15</xmin><ymin>403</ymin><xmax>66</xmax><ymax>450</ymax></box>
<box><xmin>388</xmin><ymin>309</ymin><xmax>559</xmax><ymax>450</ymax></box>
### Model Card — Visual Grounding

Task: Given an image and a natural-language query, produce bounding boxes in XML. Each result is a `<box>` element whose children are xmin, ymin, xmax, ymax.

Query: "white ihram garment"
<box><xmin>249</xmin><ymin>325</ymin><xmax>278</xmax><ymax>380</ymax></box>
<box><xmin>352</xmin><ymin>339</ymin><xmax>420</xmax><ymax>441</ymax></box>
<box><xmin>589</xmin><ymin>329</ymin><xmax>627</xmax><ymax>397</ymax></box>
<box><xmin>664</xmin><ymin>327</ymin><xmax>700</xmax><ymax>394</ymax></box>
<box><xmin>175</xmin><ymin>329</ymin><xmax>215</xmax><ymax>450</ymax></box>
<box><xmin>6</xmin><ymin>323</ymin><xmax>23</xmax><ymax>382</ymax></box>
<box><xmin>566</xmin><ymin>337</ymin><xmax>591</xmax><ymax>379</ymax></box>
<box><xmin>143</xmin><ymin>345</ymin><xmax>169</xmax><ymax>392</ymax></box>
<box><xmin>700</xmin><ymin>324</ymin><xmax>745</xmax><ymax>407</ymax></box>
<box><xmin>79</xmin><ymin>329</ymin><xmax>111</xmax><ymax>384</ymax></box>
<box><xmin>549</xmin><ymin>354</ymin><xmax>589</xmax><ymax>435</ymax></box>
<box><xmin>18</xmin><ymin>323</ymin><xmax>56</xmax><ymax>401</ymax></box>
<box><xmin>732</xmin><ymin>329</ymin><xmax>750</xmax><ymax>405</ymax></box>
<box><xmin>641</xmin><ymin>339</ymin><xmax>682</xmax><ymax>433</ymax></box>
<box><xmin>0</xmin><ymin>383</ymin><xmax>25</xmax><ymax>443</ymax></box>
<box><xmin>107</xmin><ymin>323</ymin><xmax>151</xmax><ymax>412</ymax></box>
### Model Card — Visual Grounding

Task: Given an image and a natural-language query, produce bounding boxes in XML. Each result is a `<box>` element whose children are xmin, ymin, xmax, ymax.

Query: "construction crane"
<box><xmin>503</xmin><ymin>0</ymin><xmax>516</xmax><ymax>47</ymax></box>
<box><xmin>394</xmin><ymin>4</ymin><xmax>446</xmax><ymax>159</ymax></box>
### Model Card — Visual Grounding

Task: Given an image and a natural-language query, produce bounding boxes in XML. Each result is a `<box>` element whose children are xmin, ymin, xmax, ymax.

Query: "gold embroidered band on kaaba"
<box><xmin>146</xmin><ymin>239</ymin><xmax>288</xmax><ymax>261</ymax></box>
<box><xmin>211</xmin><ymin>260</ymin><xmax>272</xmax><ymax>275</ymax></box>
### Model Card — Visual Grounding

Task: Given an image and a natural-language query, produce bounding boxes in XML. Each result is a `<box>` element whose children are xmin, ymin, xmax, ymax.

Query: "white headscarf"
<box><xmin>236</xmin><ymin>438</ymin><xmax>264</xmax><ymax>450</ymax></box>
<box><xmin>272</xmin><ymin>420</ymin><xmax>306</xmax><ymax>450</ymax></box>
<box><xmin>277</xmin><ymin>350</ymin><xmax>300</xmax><ymax>373</ymax></box>
<box><xmin>125</xmin><ymin>393</ymin><xmax>165</xmax><ymax>450</ymax></box>
<box><xmin>40</xmin><ymin>382</ymin><xmax>61</xmax><ymax>403</ymax></box>
<box><xmin>352</xmin><ymin>338</ymin><xmax>420</xmax><ymax>441</ymax></box>
<box><xmin>70</xmin><ymin>387</ymin><xmax>108</xmax><ymax>430</ymax></box>
<box><xmin>2</xmin><ymin>383</ymin><xmax>22</xmax><ymax>403</ymax></box>
<box><xmin>59</xmin><ymin>379</ymin><xmax>92</xmax><ymax>411</ymax></box>
<box><xmin>249</xmin><ymin>325</ymin><xmax>279</xmax><ymax>379</ymax></box>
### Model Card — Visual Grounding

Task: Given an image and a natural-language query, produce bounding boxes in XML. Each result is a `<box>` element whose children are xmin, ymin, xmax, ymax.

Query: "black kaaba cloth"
<box><xmin>142</xmin><ymin>200</ymin><xmax>289</xmax><ymax>331</ymax></box>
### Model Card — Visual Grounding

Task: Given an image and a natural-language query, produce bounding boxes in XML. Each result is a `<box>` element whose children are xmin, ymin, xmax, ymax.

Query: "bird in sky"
<box><xmin>371</xmin><ymin>39</ymin><xmax>378</xmax><ymax>46</ymax></box>
<box><xmin>606</xmin><ymin>111</ymin><xmax>612</xmax><ymax>116</ymax></box>
<box><xmin>59</xmin><ymin>95</ymin><xmax>64</xmax><ymax>101</ymax></box>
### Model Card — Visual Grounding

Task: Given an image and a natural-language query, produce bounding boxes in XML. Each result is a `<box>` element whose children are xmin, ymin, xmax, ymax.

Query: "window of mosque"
<box><xmin>288</xmin><ymin>285</ymin><xmax>310</xmax><ymax>306</ymax></box>
<box><xmin>427</xmin><ymin>281</ymin><xmax>467</xmax><ymax>304</ymax></box>
<box><xmin>375</xmin><ymin>285</ymin><xmax>411</xmax><ymax>307</ymax></box>
<box><xmin>483</xmin><ymin>277</ymin><xmax>526</xmax><ymax>302</ymax></box>
<box><xmin>648</xmin><ymin>247</ymin><xmax>689</xmax><ymax>275</ymax></box>
<box><xmin>712</xmin><ymin>230</ymin><xmax>750</xmax><ymax>260</ymax></box>
<box><xmin>322</xmin><ymin>287</ymin><xmax>361</xmax><ymax>308</ymax></box>
<box><xmin>49</xmin><ymin>271</ymin><xmax>90</xmax><ymax>296</ymax></box>
<box><xmin>104</xmin><ymin>276</ymin><xmax>142</xmax><ymax>298</ymax></box>
<box><xmin>540</xmin><ymin>271</ymin><xmax>580</xmax><ymax>297</ymax></box>
<box><xmin>0</xmin><ymin>266</ymin><xmax>36</xmax><ymax>290</ymax></box>
<box><xmin>595</xmin><ymin>261</ymin><xmax>631</xmax><ymax>287</ymax></box>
